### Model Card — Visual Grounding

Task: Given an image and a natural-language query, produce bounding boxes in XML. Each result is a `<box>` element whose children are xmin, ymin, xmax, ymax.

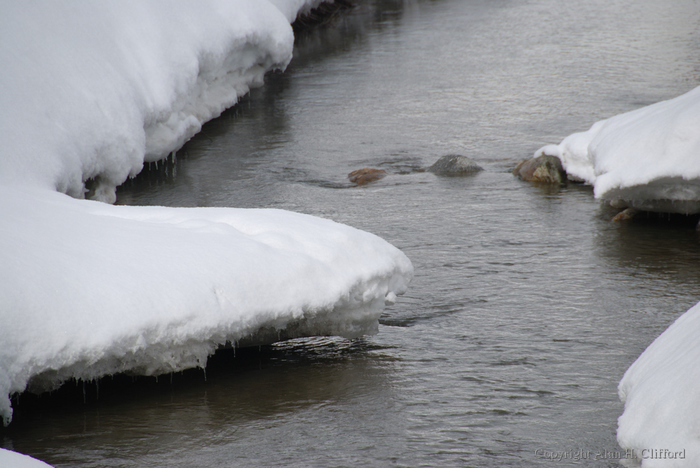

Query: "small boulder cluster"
<box><xmin>347</xmin><ymin>154</ymin><xmax>483</xmax><ymax>186</ymax></box>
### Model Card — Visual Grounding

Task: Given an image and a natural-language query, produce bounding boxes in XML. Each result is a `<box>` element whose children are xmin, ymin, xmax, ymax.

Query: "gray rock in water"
<box><xmin>427</xmin><ymin>154</ymin><xmax>483</xmax><ymax>176</ymax></box>
<box><xmin>513</xmin><ymin>155</ymin><xmax>566</xmax><ymax>184</ymax></box>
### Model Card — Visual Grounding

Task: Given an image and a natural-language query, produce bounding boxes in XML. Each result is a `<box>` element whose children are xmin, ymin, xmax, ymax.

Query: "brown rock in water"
<box><xmin>612</xmin><ymin>208</ymin><xmax>638</xmax><ymax>222</ymax></box>
<box><xmin>348</xmin><ymin>168</ymin><xmax>387</xmax><ymax>185</ymax></box>
<box><xmin>513</xmin><ymin>155</ymin><xmax>566</xmax><ymax>184</ymax></box>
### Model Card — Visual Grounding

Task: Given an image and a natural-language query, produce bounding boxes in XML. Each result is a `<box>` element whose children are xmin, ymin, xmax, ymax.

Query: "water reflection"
<box><xmin>4</xmin><ymin>338</ymin><xmax>403</xmax><ymax>467</ymax></box>
<box><xmin>592</xmin><ymin>211</ymin><xmax>700</xmax><ymax>311</ymax></box>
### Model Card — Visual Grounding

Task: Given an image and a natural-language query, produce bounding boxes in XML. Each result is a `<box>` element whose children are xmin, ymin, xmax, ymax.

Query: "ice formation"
<box><xmin>537</xmin><ymin>86</ymin><xmax>700</xmax><ymax>214</ymax></box>
<box><xmin>0</xmin><ymin>0</ymin><xmax>413</xmax><ymax>433</ymax></box>
<box><xmin>618</xmin><ymin>301</ymin><xmax>700</xmax><ymax>467</ymax></box>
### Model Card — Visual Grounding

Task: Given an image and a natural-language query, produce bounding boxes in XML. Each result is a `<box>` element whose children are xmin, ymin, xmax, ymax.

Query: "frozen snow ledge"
<box><xmin>0</xmin><ymin>0</ymin><xmax>306</xmax><ymax>203</ymax></box>
<box><xmin>0</xmin><ymin>186</ymin><xmax>413</xmax><ymax>426</ymax></box>
<box><xmin>617</xmin><ymin>301</ymin><xmax>700</xmax><ymax>467</ymax></box>
<box><xmin>536</xmin><ymin>86</ymin><xmax>700</xmax><ymax>214</ymax></box>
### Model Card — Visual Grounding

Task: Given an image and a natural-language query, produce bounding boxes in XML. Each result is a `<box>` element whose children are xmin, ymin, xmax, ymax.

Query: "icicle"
<box><xmin>95</xmin><ymin>380</ymin><xmax>99</xmax><ymax>401</ymax></box>
<box><xmin>82</xmin><ymin>380</ymin><xmax>86</xmax><ymax>404</ymax></box>
<box><xmin>202</xmin><ymin>368</ymin><xmax>207</xmax><ymax>382</ymax></box>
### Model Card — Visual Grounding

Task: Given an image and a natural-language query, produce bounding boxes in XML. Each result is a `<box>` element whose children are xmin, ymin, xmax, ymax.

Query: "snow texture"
<box><xmin>537</xmin><ymin>86</ymin><xmax>700</xmax><ymax>213</ymax></box>
<box><xmin>0</xmin><ymin>0</ymin><xmax>413</xmax><ymax>432</ymax></box>
<box><xmin>618</xmin><ymin>301</ymin><xmax>700</xmax><ymax>467</ymax></box>
<box><xmin>1</xmin><ymin>0</ymin><xmax>294</xmax><ymax>203</ymax></box>
<box><xmin>0</xmin><ymin>449</ymin><xmax>54</xmax><ymax>468</ymax></box>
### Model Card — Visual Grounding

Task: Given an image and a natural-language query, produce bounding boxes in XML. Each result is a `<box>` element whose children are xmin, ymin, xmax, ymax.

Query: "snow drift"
<box><xmin>1</xmin><ymin>0</ymin><xmax>295</xmax><ymax>203</ymax></box>
<box><xmin>618</xmin><ymin>301</ymin><xmax>700</xmax><ymax>467</ymax></box>
<box><xmin>537</xmin><ymin>86</ymin><xmax>700</xmax><ymax>214</ymax></box>
<box><xmin>0</xmin><ymin>0</ymin><xmax>413</xmax><ymax>430</ymax></box>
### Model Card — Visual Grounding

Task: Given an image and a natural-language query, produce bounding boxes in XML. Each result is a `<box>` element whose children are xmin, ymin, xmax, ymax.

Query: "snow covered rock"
<box><xmin>536</xmin><ymin>86</ymin><xmax>700</xmax><ymax>213</ymax></box>
<box><xmin>618</xmin><ymin>301</ymin><xmax>700</xmax><ymax>467</ymax></box>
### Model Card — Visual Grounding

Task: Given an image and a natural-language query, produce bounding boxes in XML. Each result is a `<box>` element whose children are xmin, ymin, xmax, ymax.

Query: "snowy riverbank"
<box><xmin>0</xmin><ymin>0</ymin><xmax>413</xmax><ymax>435</ymax></box>
<box><xmin>536</xmin><ymin>88</ymin><xmax>700</xmax><ymax>465</ymax></box>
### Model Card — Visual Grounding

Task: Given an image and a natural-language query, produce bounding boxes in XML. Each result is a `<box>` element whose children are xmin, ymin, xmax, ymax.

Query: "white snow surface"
<box><xmin>0</xmin><ymin>449</ymin><xmax>54</xmax><ymax>468</ymax></box>
<box><xmin>0</xmin><ymin>0</ymin><xmax>413</xmax><ymax>429</ymax></box>
<box><xmin>618</xmin><ymin>301</ymin><xmax>700</xmax><ymax>467</ymax></box>
<box><xmin>537</xmin><ymin>86</ymin><xmax>700</xmax><ymax>213</ymax></box>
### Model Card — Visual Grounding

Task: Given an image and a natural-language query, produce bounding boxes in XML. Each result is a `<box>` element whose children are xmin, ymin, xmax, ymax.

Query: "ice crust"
<box><xmin>0</xmin><ymin>0</ymin><xmax>414</xmax><ymax>430</ymax></box>
<box><xmin>537</xmin><ymin>86</ymin><xmax>700</xmax><ymax>213</ymax></box>
<box><xmin>618</xmin><ymin>302</ymin><xmax>700</xmax><ymax>467</ymax></box>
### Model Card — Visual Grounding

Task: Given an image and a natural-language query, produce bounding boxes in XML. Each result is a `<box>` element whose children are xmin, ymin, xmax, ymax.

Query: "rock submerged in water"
<box><xmin>348</xmin><ymin>168</ymin><xmax>387</xmax><ymax>185</ymax></box>
<box><xmin>612</xmin><ymin>208</ymin><xmax>638</xmax><ymax>222</ymax></box>
<box><xmin>513</xmin><ymin>155</ymin><xmax>566</xmax><ymax>184</ymax></box>
<box><xmin>427</xmin><ymin>154</ymin><xmax>483</xmax><ymax>176</ymax></box>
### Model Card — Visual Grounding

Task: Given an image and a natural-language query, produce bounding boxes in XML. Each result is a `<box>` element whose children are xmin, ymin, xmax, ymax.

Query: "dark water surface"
<box><xmin>6</xmin><ymin>0</ymin><xmax>700</xmax><ymax>466</ymax></box>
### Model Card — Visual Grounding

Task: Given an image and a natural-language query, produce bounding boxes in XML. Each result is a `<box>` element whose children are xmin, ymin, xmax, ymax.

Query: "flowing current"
<box><xmin>5</xmin><ymin>0</ymin><xmax>700</xmax><ymax>466</ymax></box>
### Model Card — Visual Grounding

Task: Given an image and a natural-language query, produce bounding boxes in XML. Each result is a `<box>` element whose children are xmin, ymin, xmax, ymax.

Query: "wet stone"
<box><xmin>427</xmin><ymin>154</ymin><xmax>483</xmax><ymax>176</ymax></box>
<box><xmin>513</xmin><ymin>155</ymin><xmax>567</xmax><ymax>184</ymax></box>
<box><xmin>348</xmin><ymin>168</ymin><xmax>387</xmax><ymax>185</ymax></box>
<box><xmin>612</xmin><ymin>208</ymin><xmax>638</xmax><ymax>222</ymax></box>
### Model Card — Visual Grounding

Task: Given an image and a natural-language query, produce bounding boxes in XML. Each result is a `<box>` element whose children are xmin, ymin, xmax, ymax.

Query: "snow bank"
<box><xmin>618</xmin><ymin>301</ymin><xmax>700</xmax><ymax>467</ymax></box>
<box><xmin>0</xmin><ymin>449</ymin><xmax>54</xmax><ymax>468</ymax></box>
<box><xmin>0</xmin><ymin>185</ymin><xmax>412</xmax><ymax>426</ymax></box>
<box><xmin>537</xmin><ymin>86</ymin><xmax>700</xmax><ymax>213</ymax></box>
<box><xmin>0</xmin><ymin>0</ymin><xmax>413</xmax><ymax>429</ymax></box>
<box><xmin>1</xmin><ymin>0</ymin><xmax>295</xmax><ymax>203</ymax></box>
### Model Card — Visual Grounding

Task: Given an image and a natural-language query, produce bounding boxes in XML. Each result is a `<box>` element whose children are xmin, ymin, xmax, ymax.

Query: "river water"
<box><xmin>5</xmin><ymin>0</ymin><xmax>700</xmax><ymax>467</ymax></box>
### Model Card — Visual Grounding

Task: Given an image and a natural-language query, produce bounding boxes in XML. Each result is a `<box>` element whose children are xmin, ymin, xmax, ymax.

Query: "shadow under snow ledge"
<box><xmin>0</xmin><ymin>185</ymin><xmax>413</xmax><ymax>426</ymax></box>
